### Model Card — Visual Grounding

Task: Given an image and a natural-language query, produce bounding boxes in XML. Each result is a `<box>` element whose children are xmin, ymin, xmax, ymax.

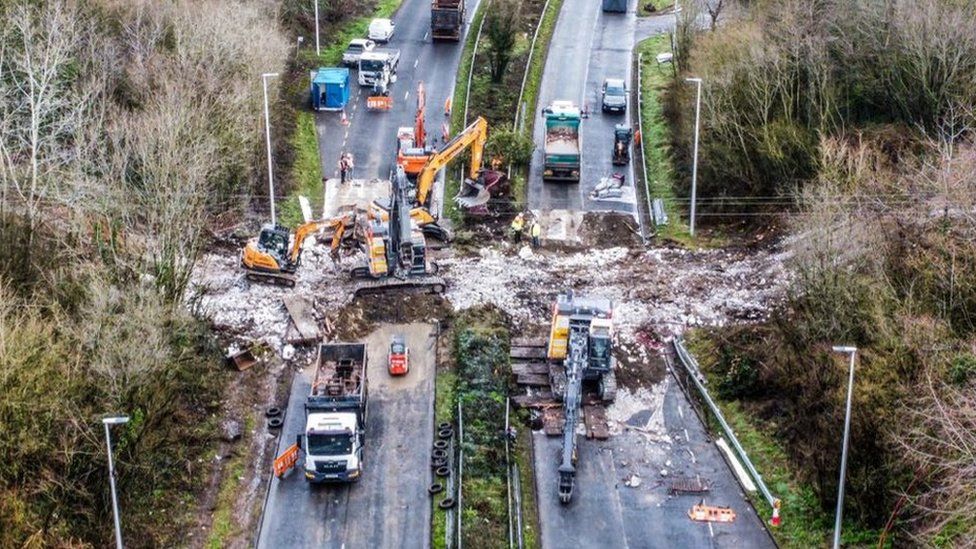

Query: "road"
<box><xmin>257</xmin><ymin>323</ymin><xmax>437</xmax><ymax>548</ymax></box>
<box><xmin>526</xmin><ymin>0</ymin><xmax>640</xmax><ymax>218</ymax></box>
<box><xmin>314</xmin><ymin>0</ymin><xmax>480</xmax><ymax>219</ymax></box>
<box><xmin>533</xmin><ymin>375</ymin><xmax>775</xmax><ymax>548</ymax></box>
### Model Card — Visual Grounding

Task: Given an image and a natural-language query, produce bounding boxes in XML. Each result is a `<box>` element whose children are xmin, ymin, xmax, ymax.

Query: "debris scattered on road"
<box><xmin>624</xmin><ymin>474</ymin><xmax>642</xmax><ymax>488</ymax></box>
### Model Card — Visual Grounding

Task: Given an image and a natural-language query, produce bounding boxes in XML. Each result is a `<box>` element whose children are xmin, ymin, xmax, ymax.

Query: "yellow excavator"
<box><xmin>241</xmin><ymin>212</ymin><xmax>358</xmax><ymax>287</ymax></box>
<box><xmin>415</xmin><ymin>115</ymin><xmax>489</xmax><ymax>209</ymax></box>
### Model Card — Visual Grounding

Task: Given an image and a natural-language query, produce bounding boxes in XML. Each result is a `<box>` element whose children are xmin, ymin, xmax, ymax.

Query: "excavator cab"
<box><xmin>257</xmin><ymin>225</ymin><xmax>291</xmax><ymax>263</ymax></box>
<box><xmin>612</xmin><ymin>124</ymin><xmax>632</xmax><ymax>166</ymax></box>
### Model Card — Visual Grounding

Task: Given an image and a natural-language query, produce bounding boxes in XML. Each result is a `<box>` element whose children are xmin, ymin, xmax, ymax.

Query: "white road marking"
<box><xmin>687</xmin><ymin>448</ymin><xmax>696</xmax><ymax>463</ymax></box>
<box><xmin>424</xmin><ymin>31</ymin><xmax>429</xmax><ymax>40</ymax></box>
<box><xmin>678</xmin><ymin>405</ymin><xmax>684</xmax><ymax>419</ymax></box>
<box><xmin>414</xmin><ymin>59</ymin><xmax>419</xmax><ymax>68</ymax></box>
<box><xmin>708</xmin><ymin>522</ymin><xmax>715</xmax><ymax>538</ymax></box>
<box><xmin>683</xmin><ymin>428</ymin><xmax>690</xmax><ymax>442</ymax></box>
<box><xmin>344</xmin><ymin>131</ymin><xmax>349</xmax><ymax>140</ymax></box>
<box><xmin>404</xmin><ymin>91</ymin><xmax>410</xmax><ymax>101</ymax></box>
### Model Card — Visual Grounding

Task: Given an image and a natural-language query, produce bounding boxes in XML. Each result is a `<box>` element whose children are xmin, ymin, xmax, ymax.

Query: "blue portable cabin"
<box><xmin>310</xmin><ymin>68</ymin><xmax>351</xmax><ymax>111</ymax></box>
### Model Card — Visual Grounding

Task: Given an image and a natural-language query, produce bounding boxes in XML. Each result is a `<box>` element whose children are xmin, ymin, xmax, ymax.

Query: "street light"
<box><xmin>102</xmin><ymin>416</ymin><xmax>130</xmax><ymax>549</ymax></box>
<box><xmin>830</xmin><ymin>346</ymin><xmax>858</xmax><ymax>549</ymax></box>
<box><xmin>313</xmin><ymin>1</ymin><xmax>321</xmax><ymax>56</ymax></box>
<box><xmin>261</xmin><ymin>72</ymin><xmax>280</xmax><ymax>226</ymax></box>
<box><xmin>297</xmin><ymin>36</ymin><xmax>304</xmax><ymax>50</ymax></box>
<box><xmin>685</xmin><ymin>77</ymin><xmax>702</xmax><ymax>237</ymax></box>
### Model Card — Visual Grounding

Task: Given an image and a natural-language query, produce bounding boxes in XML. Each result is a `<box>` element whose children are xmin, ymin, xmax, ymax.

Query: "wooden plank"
<box><xmin>511</xmin><ymin>363</ymin><xmax>550</xmax><ymax>376</ymax></box>
<box><xmin>282</xmin><ymin>295</ymin><xmax>320</xmax><ymax>343</ymax></box>
<box><xmin>583</xmin><ymin>405</ymin><xmax>609</xmax><ymax>440</ymax></box>
<box><xmin>510</xmin><ymin>346</ymin><xmax>548</xmax><ymax>359</ymax></box>
<box><xmin>512</xmin><ymin>393</ymin><xmax>557</xmax><ymax>409</ymax></box>
<box><xmin>543</xmin><ymin>407</ymin><xmax>565</xmax><ymax>436</ymax></box>
<box><xmin>516</xmin><ymin>373</ymin><xmax>550</xmax><ymax>387</ymax></box>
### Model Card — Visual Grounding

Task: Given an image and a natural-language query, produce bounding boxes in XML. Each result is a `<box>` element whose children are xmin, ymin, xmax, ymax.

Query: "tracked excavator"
<box><xmin>396</xmin><ymin>82</ymin><xmax>432</xmax><ymax>175</ymax></box>
<box><xmin>241</xmin><ymin>213</ymin><xmax>358</xmax><ymax>287</ymax></box>
<box><xmin>547</xmin><ymin>292</ymin><xmax>617</xmax><ymax>504</ymax></box>
<box><xmin>350</xmin><ymin>165</ymin><xmax>446</xmax><ymax>296</ymax></box>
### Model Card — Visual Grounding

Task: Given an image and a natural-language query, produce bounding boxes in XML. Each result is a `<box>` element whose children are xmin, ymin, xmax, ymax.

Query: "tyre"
<box><xmin>267</xmin><ymin>417</ymin><xmax>283</xmax><ymax>429</ymax></box>
<box><xmin>438</xmin><ymin>422</ymin><xmax>452</xmax><ymax>431</ymax></box>
<box><xmin>265</xmin><ymin>407</ymin><xmax>282</xmax><ymax>418</ymax></box>
<box><xmin>433</xmin><ymin>439</ymin><xmax>449</xmax><ymax>450</ymax></box>
<box><xmin>438</xmin><ymin>428</ymin><xmax>454</xmax><ymax>439</ymax></box>
<box><xmin>431</xmin><ymin>457</ymin><xmax>447</xmax><ymax>468</ymax></box>
<box><xmin>432</xmin><ymin>449</ymin><xmax>448</xmax><ymax>460</ymax></box>
<box><xmin>428</xmin><ymin>482</ymin><xmax>445</xmax><ymax>495</ymax></box>
<box><xmin>439</xmin><ymin>498</ymin><xmax>456</xmax><ymax>509</ymax></box>
<box><xmin>435</xmin><ymin>466</ymin><xmax>450</xmax><ymax>477</ymax></box>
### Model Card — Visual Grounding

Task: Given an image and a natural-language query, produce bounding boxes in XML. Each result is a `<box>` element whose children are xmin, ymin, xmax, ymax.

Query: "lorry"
<box><xmin>547</xmin><ymin>292</ymin><xmax>616</xmax><ymax>503</ymax></box>
<box><xmin>358</xmin><ymin>49</ymin><xmax>400</xmax><ymax>87</ymax></box>
<box><xmin>300</xmin><ymin>343</ymin><xmax>368</xmax><ymax>482</ymax></box>
<box><xmin>601</xmin><ymin>0</ymin><xmax>627</xmax><ymax>12</ymax></box>
<box><xmin>542</xmin><ymin>101</ymin><xmax>582</xmax><ymax>182</ymax></box>
<box><xmin>431</xmin><ymin>0</ymin><xmax>465</xmax><ymax>41</ymax></box>
<box><xmin>310</xmin><ymin>67</ymin><xmax>351</xmax><ymax>111</ymax></box>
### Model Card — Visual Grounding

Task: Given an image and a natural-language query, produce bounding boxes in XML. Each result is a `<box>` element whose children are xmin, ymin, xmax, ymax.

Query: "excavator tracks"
<box><xmin>352</xmin><ymin>275</ymin><xmax>446</xmax><ymax>296</ymax></box>
<box><xmin>244</xmin><ymin>270</ymin><xmax>297</xmax><ymax>288</ymax></box>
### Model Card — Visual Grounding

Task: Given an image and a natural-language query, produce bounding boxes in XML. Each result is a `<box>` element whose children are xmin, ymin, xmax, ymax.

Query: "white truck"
<box><xmin>358</xmin><ymin>49</ymin><xmax>400</xmax><ymax>87</ymax></box>
<box><xmin>299</xmin><ymin>343</ymin><xmax>368</xmax><ymax>483</ymax></box>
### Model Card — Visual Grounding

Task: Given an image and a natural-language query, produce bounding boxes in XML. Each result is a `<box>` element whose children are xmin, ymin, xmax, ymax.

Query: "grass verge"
<box><xmin>280</xmin><ymin>111</ymin><xmax>324</xmax><ymax>227</ymax></box>
<box><xmin>432</xmin><ymin>369</ymin><xmax>457</xmax><ymax>549</ymax></box>
<box><xmin>204</xmin><ymin>412</ymin><xmax>256</xmax><ymax>548</ymax></box>
<box><xmin>684</xmin><ymin>332</ymin><xmax>882</xmax><ymax>548</ymax></box>
<box><xmin>513</xmin><ymin>428</ymin><xmax>541</xmax><ymax>548</ymax></box>
<box><xmin>638</xmin><ymin>0</ymin><xmax>672</xmax><ymax>13</ymax></box>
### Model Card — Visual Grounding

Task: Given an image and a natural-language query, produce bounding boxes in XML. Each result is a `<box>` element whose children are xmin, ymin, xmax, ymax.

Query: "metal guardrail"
<box><xmin>636</xmin><ymin>52</ymin><xmax>655</xmax><ymax>237</ymax></box>
<box><xmin>462</xmin><ymin>0</ymin><xmax>490</xmax><ymax>126</ymax></box>
<box><xmin>673</xmin><ymin>336</ymin><xmax>780</xmax><ymax>511</ymax></box>
<box><xmin>457</xmin><ymin>401</ymin><xmax>464</xmax><ymax>549</ymax></box>
<box><xmin>513</xmin><ymin>0</ymin><xmax>554</xmax><ymax>131</ymax></box>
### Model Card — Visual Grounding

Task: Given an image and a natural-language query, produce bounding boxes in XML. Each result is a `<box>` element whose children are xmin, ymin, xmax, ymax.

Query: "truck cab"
<box><xmin>303</xmin><ymin>411</ymin><xmax>364</xmax><ymax>482</ymax></box>
<box><xmin>359</xmin><ymin>50</ymin><xmax>400</xmax><ymax>87</ymax></box>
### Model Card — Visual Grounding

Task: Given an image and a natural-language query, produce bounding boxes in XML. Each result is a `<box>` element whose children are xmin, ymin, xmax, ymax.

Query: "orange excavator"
<box><xmin>241</xmin><ymin>212</ymin><xmax>359</xmax><ymax>287</ymax></box>
<box><xmin>396</xmin><ymin>82</ymin><xmax>433</xmax><ymax>175</ymax></box>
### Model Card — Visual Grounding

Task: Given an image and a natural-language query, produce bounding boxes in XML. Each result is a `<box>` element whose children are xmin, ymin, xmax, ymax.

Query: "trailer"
<box><xmin>310</xmin><ymin>67</ymin><xmax>351</xmax><ymax>112</ymax></box>
<box><xmin>299</xmin><ymin>342</ymin><xmax>368</xmax><ymax>482</ymax></box>
<box><xmin>543</xmin><ymin>101</ymin><xmax>582</xmax><ymax>182</ymax></box>
<box><xmin>431</xmin><ymin>0</ymin><xmax>465</xmax><ymax>41</ymax></box>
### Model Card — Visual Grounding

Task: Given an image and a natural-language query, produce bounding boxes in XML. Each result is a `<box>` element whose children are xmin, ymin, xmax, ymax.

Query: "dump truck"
<box><xmin>300</xmin><ymin>343</ymin><xmax>368</xmax><ymax>483</ymax></box>
<box><xmin>358</xmin><ymin>49</ymin><xmax>400</xmax><ymax>87</ymax></box>
<box><xmin>547</xmin><ymin>292</ymin><xmax>616</xmax><ymax>503</ymax></box>
<box><xmin>543</xmin><ymin>101</ymin><xmax>582</xmax><ymax>182</ymax></box>
<box><xmin>431</xmin><ymin>0</ymin><xmax>464</xmax><ymax>41</ymax></box>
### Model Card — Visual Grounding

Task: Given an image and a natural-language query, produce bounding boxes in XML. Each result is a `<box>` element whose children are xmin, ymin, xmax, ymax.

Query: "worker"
<box><xmin>510</xmin><ymin>213</ymin><xmax>525</xmax><ymax>243</ymax></box>
<box><xmin>338</xmin><ymin>154</ymin><xmax>348</xmax><ymax>184</ymax></box>
<box><xmin>530</xmin><ymin>219</ymin><xmax>542</xmax><ymax>249</ymax></box>
<box><xmin>444</xmin><ymin>97</ymin><xmax>452</xmax><ymax>117</ymax></box>
<box><xmin>634</xmin><ymin>128</ymin><xmax>642</xmax><ymax>147</ymax></box>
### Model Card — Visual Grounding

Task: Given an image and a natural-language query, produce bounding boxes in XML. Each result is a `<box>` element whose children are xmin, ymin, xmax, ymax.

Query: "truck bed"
<box><xmin>311</xmin><ymin>343</ymin><xmax>366</xmax><ymax>402</ymax></box>
<box><xmin>545</xmin><ymin>138</ymin><xmax>579</xmax><ymax>155</ymax></box>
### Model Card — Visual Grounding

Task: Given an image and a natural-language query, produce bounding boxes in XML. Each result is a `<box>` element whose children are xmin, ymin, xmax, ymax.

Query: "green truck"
<box><xmin>543</xmin><ymin>101</ymin><xmax>582</xmax><ymax>182</ymax></box>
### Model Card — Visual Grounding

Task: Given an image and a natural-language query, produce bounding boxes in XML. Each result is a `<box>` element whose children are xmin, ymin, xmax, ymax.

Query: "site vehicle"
<box><xmin>601</xmin><ymin>78</ymin><xmax>627</xmax><ymax>113</ymax></box>
<box><xmin>547</xmin><ymin>292</ymin><xmax>617</xmax><ymax>503</ymax></box>
<box><xmin>543</xmin><ymin>101</ymin><xmax>582</xmax><ymax>181</ymax></box>
<box><xmin>388</xmin><ymin>335</ymin><xmax>409</xmax><ymax>375</ymax></box>
<box><xmin>350</xmin><ymin>165</ymin><xmax>446</xmax><ymax>295</ymax></box>
<box><xmin>241</xmin><ymin>213</ymin><xmax>357</xmax><ymax>287</ymax></box>
<box><xmin>368</xmin><ymin>18</ymin><xmax>396</xmax><ymax>42</ymax></box>
<box><xmin>300</xmin><ymin>343</ymin><xmax>368</xmax><ymax>483</ymax></box>
<box><xmin>431</xmin><ymin>0</ymin><xmax>464</xmax><ymax>41</ymax></box>
<box><xmin>612</xmin><ymin>124</ymin><xmax>632</xmax><ymax>165</ymax></box>
<box><xmin>342</xmin><ymin>39</ymin><xmax>375</xmax><ymax>66</ymax></box>
<box><xmin>396</xmin><ymin>82</ymin><xmax>433</xmax><ymax>175</ymax></box>
<box><xmin>602</xmin><ymin>0</ymin><xmax>627</xmax><ymax>13</ymax></box>
<box><xmin>358</xmin><ymin>49</ymin><xmax>400</xmax><ymax>87</ymax></box>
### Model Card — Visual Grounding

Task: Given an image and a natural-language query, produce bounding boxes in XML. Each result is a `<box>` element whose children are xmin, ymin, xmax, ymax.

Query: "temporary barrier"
<box><xmin>273</xmin><ymin>443</ymin><xmax>300</xmax><ymax>478</ymax></box>
<box><xmin>367</xmin><ymin>96</ymin><xmax>394</xmax><ymax>110</ymax></box>
<box><xmin>688</xmin><ymin>503</ymin><xmax>737</xmax><ymax>523</ymax></box>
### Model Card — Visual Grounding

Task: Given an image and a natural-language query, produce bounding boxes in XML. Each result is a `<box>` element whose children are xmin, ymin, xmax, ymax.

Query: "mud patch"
<box><xmin>579</xmin><ymin>212</ymin><xmax>643</xmax><ymax>249</ymax></box>
<box><xmin>333</xmin><ymin>293</ymin><xmax>454</xmax><ymax>340</ymax></box>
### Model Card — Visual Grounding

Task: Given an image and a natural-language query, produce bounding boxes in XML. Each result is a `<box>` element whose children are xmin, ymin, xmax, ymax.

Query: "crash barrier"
<box><xmin>688</xmin><ymin>503</ymin><xmax>737</xmax><ymax>523</ymax></box>
<box><xmin>273</xmin><ymin>443</ymin><xmax>300</xmax><ymax>478</ymax></box>
<box><xmin>673</xmin><ymin>337</ymin><xmax>782</xmax><ymax>525</ymax></box>
<box><xmin>367</xmin><ymin>96</ymin><xmax>393</xmax><ymax>110</ymax></box>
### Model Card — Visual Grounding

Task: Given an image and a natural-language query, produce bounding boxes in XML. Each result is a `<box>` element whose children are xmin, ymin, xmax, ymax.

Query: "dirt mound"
<box><xmin>333</xmin><ymin>293</ymin><xmax>454</xmax><ymax>340</ymax></box>
<box><xmin>579</xmin><ymin>212</ymin><xmax>643</xmax><ymax>248</ymax></box>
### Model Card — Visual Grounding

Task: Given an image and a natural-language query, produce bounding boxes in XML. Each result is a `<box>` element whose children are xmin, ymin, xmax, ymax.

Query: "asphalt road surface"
<box><xmin>314</xmin><ymin>0</ymin><xmax>480</xmax><ymax>219</ymax></box>
<box><xmin>257</xmin><ymin>323</ymin><xmax>437</xmax><ymax>548</ymax></box>
<box><xmin>533</xmin><ymin>375</ymin><xmax>775</xmax><ymax>548</ymax></box>
<box><xmin>527</xmin><ymin>0</ymin><xmax>639</xmax><ymax>217</ymax></box>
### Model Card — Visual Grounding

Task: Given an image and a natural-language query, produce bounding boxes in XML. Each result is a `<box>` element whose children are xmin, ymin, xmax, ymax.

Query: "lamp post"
<box><xmin>313</xmin><ymin>1</ymin><xmax>321</xmax><ymax>56</ymax></box>
<box><xmin>685</xmin><ymin>77</ymin><xmax>702</xmax><ymax>237</ymax></box>
<box><xmin>261</xmin><ymin>72</ymin><xmax>280</xmax><ymax>226</ymax></box>
<box><xmin>830</xmin><ymin>346</ymin><xmax>858</xmax><ymax>549</ymax></box>
<box><xmin>102</xmin><ymin>416</ymin><xmax>130</xmax><ymax>549</ymax></box>
<box><xmin>297</xmin><ymin>36</ymin><xmax>304</xmax><ymax>50</ymax></box>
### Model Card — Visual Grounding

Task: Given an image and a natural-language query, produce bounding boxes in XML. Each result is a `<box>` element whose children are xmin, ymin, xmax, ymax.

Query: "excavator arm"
<box><xmin>416</xmin><ymin>116</ymin><xmax>488</xmax><ymax>207</ymax></box>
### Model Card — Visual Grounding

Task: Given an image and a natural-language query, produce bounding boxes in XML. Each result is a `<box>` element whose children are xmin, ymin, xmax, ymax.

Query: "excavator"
<box><xmin>546</xmin><ymin>291</ymin><xmax>617</xmax><ymax>504</ymax></box>
<box><xmin>350</xmin><ymin>165</ymin><xmax>446</xmax><ymax>296</ymax></box>
<box><xmin>396</xmin><ymin>82</ymin><xmax>432</xmax><ymax>175</ymax></box>
<box><xmin>241</xmin><ymin>212</ymin><xmax>359</xmax><ymax>287</ymax></box>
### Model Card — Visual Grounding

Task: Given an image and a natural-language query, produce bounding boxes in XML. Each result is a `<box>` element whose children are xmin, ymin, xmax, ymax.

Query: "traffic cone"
<box><xmin>444</xmin><ymin>97</ymin><xmax>452</xmax><ymax>116</ymax></box>
<box><xmin>340</xmin><ymin>110</ymin><xmax>350</xmax><ymax>126</ymax></box>
<box><xmin>441</xmin><ymin>122</ymin><xmax>450</xmax><ymax>142</ymax></box>
<box><xmin>769</xmin><ymin>500</ymin><xmax>782</xmax><ymax>527</ymax></box>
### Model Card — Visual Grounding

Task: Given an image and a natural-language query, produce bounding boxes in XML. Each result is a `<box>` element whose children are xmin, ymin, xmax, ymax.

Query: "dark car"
<box><xmin>601</xmin><ymin>78</ymin><xmax>628</xmax><ymax>113</ymax></box>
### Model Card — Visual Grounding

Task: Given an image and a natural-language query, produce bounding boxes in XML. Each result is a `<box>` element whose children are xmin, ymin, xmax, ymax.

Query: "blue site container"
<box><xmin>310</xmin><ymin>68</ymin><xmax>351</xmax><ymax>111</ymax></box>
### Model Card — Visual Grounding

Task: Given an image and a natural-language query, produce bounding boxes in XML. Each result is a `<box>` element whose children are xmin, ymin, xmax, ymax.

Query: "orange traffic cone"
<box><xmin>769</xmin><ymin>500</ymin><xmax>782</xmax><ymax>528</ymax></box>
<box><xmin>441</xmin><ymin>122</ymin><xmax>450</xmax><ymax>142</ymax></box>
<box><xmin>340</xmin><ymin>110</ymin><xmax>350</xmax><ymax>126</ymax></box>
<box><xmin>444</xmin><ymin>97</ymin><xmax>452</xmax><ymax>116</ymax></box>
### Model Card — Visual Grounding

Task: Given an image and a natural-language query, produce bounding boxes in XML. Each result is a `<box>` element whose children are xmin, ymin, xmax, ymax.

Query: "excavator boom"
<box><xmin>416</xmin><ymin>116</ymin><xmax>488</xmax><ymax>207</ymax></box>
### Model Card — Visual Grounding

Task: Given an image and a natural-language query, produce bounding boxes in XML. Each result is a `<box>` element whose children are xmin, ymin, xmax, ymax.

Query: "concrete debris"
<box><xmin>624</xmin><ymin>474</ymin><xmax>642</xmax><ymax>488</ymax></box>
<box><xmin>281</xmin><ymin>344</ymin><xmax>296</xmax><ymax>361</ymax></box>
<box><xmin>220</xmin><ymin>419</ymin><xmax>243</xmax><ymax>442</ymax></box>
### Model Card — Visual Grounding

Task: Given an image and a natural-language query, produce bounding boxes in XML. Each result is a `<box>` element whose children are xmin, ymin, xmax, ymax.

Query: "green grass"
<box><xmin>518</xmin><ymin>0</ymin><xmax>564</xmax><ymax>142</ymax></box>
<box><xmin>513</xmin><ymin>428</ymin><xmax>540</xmax><ymax>548</ymax></box>
<box><xmin>280</xmin><ymin>111</ymin><xmax>323</xmax><ymax>227</ymax></box>
<box><xmin>204</xmin><ymin>412</ymin><xmax>255</xmax><ymax>548</ymax></box>
<box><xmin>685</xmin><ymin>333</ymin><xmax>883</xmax><ymax>548</ymax></box>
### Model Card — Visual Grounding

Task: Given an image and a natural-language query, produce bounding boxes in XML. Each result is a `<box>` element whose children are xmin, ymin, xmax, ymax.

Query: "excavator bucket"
<box><xmin>454</xmin><ymin>170</ymin><xmax>510</xmax><ymax>215</ymax></box>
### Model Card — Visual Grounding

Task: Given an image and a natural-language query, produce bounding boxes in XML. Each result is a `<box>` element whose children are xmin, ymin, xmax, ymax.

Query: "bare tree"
<box><xmin>484</xmin><ymin>0</ymin><xmax>520</xmax><ymax>83</ymax></box>
<box><xmin>701</xmin><ymin>0</ymin><xmax>726</xmax><ymax>31</ymax></box>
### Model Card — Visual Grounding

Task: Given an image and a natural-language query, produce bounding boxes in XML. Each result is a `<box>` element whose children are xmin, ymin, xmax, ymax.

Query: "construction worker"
<box><xmin>338</xmin><ymin>154</ymin><xmax>348</xmax><ymax>184</ymax></box>
<box><xmin>530</xmin><ymin>219</ymin><xmax>542</xmax><ymax>249</ymax></box>
<box><xmin>510</xmin><ymin>212</ymin><xmax>525</xmax><ymax>243</ymax></box>
<box><xmin>634</xmin><ymin>128</ymin><xmax>642</xmax><ymax>147</ymax></box>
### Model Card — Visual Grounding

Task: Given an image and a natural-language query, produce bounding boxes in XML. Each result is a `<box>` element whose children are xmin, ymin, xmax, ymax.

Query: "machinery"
<box><xmin>612</xmin><ymin>124</ymin><xmax>632</xmax><ymax>165</ymax></box>
<box><xmin>396</xmin><ymin>82</ymin><xmax>432</xmax><ymax>175</ymax></box>
<box><xmin>547</xmin><ymin>292</ymin><xmax>617</xmax><ymax>503</ymax></box>
<box><xmin>299</xmin><ymin>342</ymin><xmax>368</xmax><ymax>483</ymax></box>
<box><xmin>350</xmin><ymin>166</ymin><xmax>446</xmax><ymax>295</ymax></box>
<box><xmin>431</xmin><ymin>0</ymin><xmax>464</xmax><ymax>41</ymax></box>
<box><xmin>387</xmin><ymin>334</ymin><xmax>409</xmax><ymax>375</ymax></box>
<box><xmin>543</xmin><ymin>101</ymin><xmax>582</xmax><ymax>181</ymax></box>
<box><xmin>241</xmin><ymin>213</ymin><xmax>358</xmax><ymax>287</ymax></box>
<box><xmin>358</xmin><ymin>49</ymin><xmax>400</xmax><ymax>87</ymax></box>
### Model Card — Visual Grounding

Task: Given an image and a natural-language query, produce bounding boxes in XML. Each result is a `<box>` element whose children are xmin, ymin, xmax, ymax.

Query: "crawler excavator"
<box><xmin>396</xmin><ymin>81</ymin><xmax>432</xmax><ymax>175</ymax></box>
<box><xmin>350</xmin><ymin>165</ymin><xmax>446</xmax><ymax>296</ymax></box>
<box><xmin>241</xmin><ymin>212</ymin><xmax>358</xmax><ymax>287</ymax></box>
<box><xmin>546</xmin><ymin>292</ymin><xmax>617</xmax><ymax>504</ymax></box>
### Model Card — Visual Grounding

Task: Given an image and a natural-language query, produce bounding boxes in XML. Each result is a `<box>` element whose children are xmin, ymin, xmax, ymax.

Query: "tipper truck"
<box><xmin>300</xmin><ymin>343</ymin><xmax>368</xmax><ymax>483</ymax></box>
<box><xmin>359</xmin><ymin>49</ymin><xmax>400</xmax><ymax>87</ymax></box>
<box><xmin>543</xmin><ymin>101</ymin><xmax>582</xmax><ymax>182</ymax></box>
<box><xmin>431</xmin><ymin>0</ymin><xmax>464</xmax><ymax>41</ymax></box>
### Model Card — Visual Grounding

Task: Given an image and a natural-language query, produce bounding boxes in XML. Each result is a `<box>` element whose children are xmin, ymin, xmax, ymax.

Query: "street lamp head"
<box><xmin>685</xmin><ymin>77</ymin><xmax>702</xmax><ymax>83</ymax></box>
<box><xmin>102</xmin><ymin>416</ymin><xmax>130</xmax><ymax>425</ymax></box>
<box><xmin>831</xmin><ymin>346</ymin><xmax>857</xmax><ymax>354</ymax></box>
<box><xmin>261</xmin><ymin>72</ymin><xmax>280</xmax><ymax>79</ymax></box>
<box><xmin>297</xmin><ymin>36</ymin><xmax>304</xmax><ymax>43</ymax></box>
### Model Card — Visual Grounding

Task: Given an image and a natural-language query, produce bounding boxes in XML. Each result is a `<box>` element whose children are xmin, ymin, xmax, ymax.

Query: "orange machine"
<box><xmin>241</xmin><ymin>213</ymin><xmax>357</xmax><ymax>287</ymax></box>
<box><xmin>396</xmin><ymin>82</ymin><xmax>433</xmax><ymax>175</ymax></box>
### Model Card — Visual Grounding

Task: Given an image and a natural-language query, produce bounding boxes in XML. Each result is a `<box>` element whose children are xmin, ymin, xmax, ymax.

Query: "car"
<box><xmin>368</xmin><ymin>18</ymin><xmax>396</xmax><ymax>42</ymax></box>
<box><xmin>601</xmin><ymin>78</ymin><xmax>628</xmax><ymax>113</ymax></box>
<box><xmin>388</xmin><ymin>335</ymin><xmax>409</xmax><ymax>376</ymax></box>
<box><xmin>342</xmin><ymin>38</ymin><xmax>376</xmax><ymax>66</ymax></box>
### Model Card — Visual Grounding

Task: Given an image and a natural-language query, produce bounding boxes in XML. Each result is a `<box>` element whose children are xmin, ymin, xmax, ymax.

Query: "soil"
<box><xmin>579</xmin><ymin>211</ymin><xmax>644</xmax><ymax>248</ymax></box>
<box><xmin>333</xmin><ymin>293</ymin><xmax>454</xmax><ymax>340</ymax></box>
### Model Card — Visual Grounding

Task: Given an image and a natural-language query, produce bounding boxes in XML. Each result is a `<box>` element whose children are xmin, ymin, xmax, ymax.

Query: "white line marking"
<box><xmin>687</xmin><ymin>448</ymin><xmax>696</xmax><ymax>463</ymax></box>
<box><xmin>678</xmin><ymin>405</ymin><xmax>684</xmax><ymax>419</ymax></box>
<box><xmin>708</xmin><ymin>522</ymin><xmax>715</xmax><ymax>538</ymax></box>
<box><xmin>404</xmin><ymin>91</ymin><xmax>409</xmax><ymax>101</ymax></box>
<box><xmin>414</xmin><ymin>59</ymin><xmax>419</xmax><ymax>68</ymax></box>
<box><xmin>344</xmin><ymin>131</ymin><xmax>349</xmax><ymax>140</ymax></box>
<box><xmin>424</xmin><ymin>31</ymin><xmax>429</xmax><ymax>40</ymax></box>
<box><xmin>683</xmin><ymin>428</ymin><xmax>690</xmax><ymax>442</ymax></box>
<box><xmin>716</xmin><ymin>437</ymin><xmax>757</xmax><ymax>492</ymax></box>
